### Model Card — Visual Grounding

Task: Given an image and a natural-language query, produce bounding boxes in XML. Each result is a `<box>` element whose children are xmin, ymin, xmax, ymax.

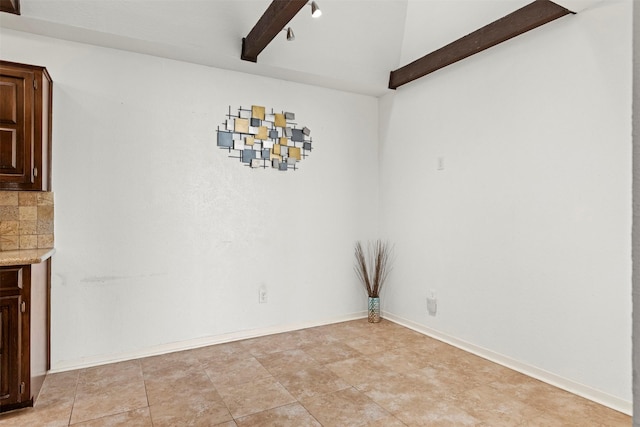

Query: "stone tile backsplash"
<box><xmin>0</xmin><ymin>192</ymin><xmax>54</xmax><ymax>251</ymax></box>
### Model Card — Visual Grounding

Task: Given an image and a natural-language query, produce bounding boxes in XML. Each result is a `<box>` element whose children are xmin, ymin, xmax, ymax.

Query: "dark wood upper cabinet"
<box><xmin>0</xmin><ymin>61</ymin><xmax>51</xmax><ymax>191</ymax></box>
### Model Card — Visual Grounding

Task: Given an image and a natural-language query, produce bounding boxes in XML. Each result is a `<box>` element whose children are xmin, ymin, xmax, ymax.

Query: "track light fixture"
<box><xmin>310</xmin><ymin>1</ymin><xmax>322</xmax><ymax>18</ymax></box>
<box><xmin>241</xmin><ymin>0</ymin><xmax>324</xmax><ymax>62</ymax></box>
<box><xmin>281</xmin><ymin>3</ymin><xmax>319</xmax><ymax>43</ymax></box>
<box><xmin>285</xmin><ymin>27</ymin><xmax>295</xmax><ymax>41</ymax></box>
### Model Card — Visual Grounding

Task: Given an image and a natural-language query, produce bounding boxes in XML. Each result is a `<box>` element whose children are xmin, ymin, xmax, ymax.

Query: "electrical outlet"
<box><xmin>427</xmin><ymin>290</ymin><xmax>437</xmax><ymax>316</ymax></box>
<box><xmin>259</xmin><ymin>287</ymin><xmax>268</xmax><ymax>304</ymax></box>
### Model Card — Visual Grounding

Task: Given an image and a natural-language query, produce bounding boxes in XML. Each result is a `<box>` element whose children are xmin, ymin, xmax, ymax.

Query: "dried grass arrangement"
<box><xmin>354</xmin><ymin>240</ymin><xmax>393</xmax><ymax>298</ymax></box>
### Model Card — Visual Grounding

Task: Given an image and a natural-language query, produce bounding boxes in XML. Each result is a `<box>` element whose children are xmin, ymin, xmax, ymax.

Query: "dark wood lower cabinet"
<box><xmin>0</xmin><ymin>261</ymin><xmax>50</xmax><ymax>412</ymax></box>
<box><xmin>0</xmin><ymin>295</ymin><xmax>21</xmax><ymax>406</ymax></box>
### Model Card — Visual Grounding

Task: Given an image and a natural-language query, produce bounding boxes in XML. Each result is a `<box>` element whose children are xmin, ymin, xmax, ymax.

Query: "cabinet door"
<box><xmin>0</xmin><ymin>295</ymin><xmax>21</xmax><ymax>407</ymax></box>
<box><xmin>0</xmin><ymin>67</ymin><xmax>34</xmax><ymax>188</ymax></box>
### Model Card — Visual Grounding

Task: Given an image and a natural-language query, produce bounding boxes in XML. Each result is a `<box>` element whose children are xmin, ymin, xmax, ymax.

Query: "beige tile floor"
<box><xmin>0</xmin><ymin>319</ymin><xmax>631</xmax><ymax>426</ymax></box>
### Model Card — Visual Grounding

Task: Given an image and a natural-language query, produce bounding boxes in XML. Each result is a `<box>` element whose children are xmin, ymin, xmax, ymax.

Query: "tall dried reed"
<box><xmin>354</xmin><ymin>240</ymin><xmax>393</xmax><ymax>298</ymax></box>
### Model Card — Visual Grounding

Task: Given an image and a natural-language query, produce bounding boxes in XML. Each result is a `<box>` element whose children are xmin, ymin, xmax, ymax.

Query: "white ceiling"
<box><xmin>0</xmin><ymin>0</ymin><xmax>597</xmax><ymax>97</ymax></box>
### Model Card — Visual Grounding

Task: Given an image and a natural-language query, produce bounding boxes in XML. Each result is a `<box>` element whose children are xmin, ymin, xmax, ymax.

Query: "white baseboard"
<box><xmin>382</xmin><ymin>312</ymin><xmax>632</xmax><ymax>416</ymax></box>
<box><xmin>49</xmin><ymin>311</ymin><xmax>367</xmax><ymax>373</ymax></box>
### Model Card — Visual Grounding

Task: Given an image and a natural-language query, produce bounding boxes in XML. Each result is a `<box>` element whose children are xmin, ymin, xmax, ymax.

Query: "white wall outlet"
<box><xmin>259</xmin><ymin>286</ymin><xmax>268</xmax><ymax>304</ymax></box>
<box><xmin>427</xmin><ymin>290</ymin><xmax>437</xmax><ymax>316</ymax></box>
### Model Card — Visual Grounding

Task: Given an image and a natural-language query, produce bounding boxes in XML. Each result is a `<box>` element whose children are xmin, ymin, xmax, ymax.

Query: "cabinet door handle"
<box><xmin>20</xmin><ymin>302</ymin><xmax>26</xmax><ymax>313</ymax></box>
<box><xmin>33</xmin><ymin>167</ymin><xmax>38</xmax><ymax>178</ymax></box>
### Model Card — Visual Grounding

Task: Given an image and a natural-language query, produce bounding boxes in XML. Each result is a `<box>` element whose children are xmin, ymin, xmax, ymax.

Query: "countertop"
<box><xmin>0</xmin><ymin>248</ymin><xmax>56</xmax><ymax>266</ymax></box>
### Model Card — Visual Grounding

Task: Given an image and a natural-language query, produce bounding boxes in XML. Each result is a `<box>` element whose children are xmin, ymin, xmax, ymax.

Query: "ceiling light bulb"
<box><xmin>311</xmin><ymin>1</ymin><xmax>322</xmax><ymax>18</ymax></box>
<box><xmin>286</xmin><ymin>27</ymin><xmax>295</xmax><ymax>41</ymax></box>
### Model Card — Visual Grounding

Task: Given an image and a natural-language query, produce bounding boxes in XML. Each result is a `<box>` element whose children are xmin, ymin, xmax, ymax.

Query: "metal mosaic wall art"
<box><xmin>216</xmin><ymin>105</ymin><xmax>313</xmax><ymax>171</ymax></box>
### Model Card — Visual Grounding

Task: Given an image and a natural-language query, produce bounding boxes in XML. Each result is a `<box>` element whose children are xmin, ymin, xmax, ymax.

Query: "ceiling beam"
<box><xmin>388</xmin><ymin>0</ymin><xmax>572</xmax><ymax>90</ymax></box>
<box><xmin>241</xmin><ymin>0</ymin><xmax>308</xmax><ymax>63</ymax></box>
<box><xmin>0</xmin><ymin>0</ymin><xmax>20</xmax><ymax>15</ymax></box>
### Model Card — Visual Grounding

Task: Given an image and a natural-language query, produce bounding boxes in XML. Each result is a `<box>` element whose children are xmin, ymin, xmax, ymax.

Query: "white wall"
<box><xmin>0</xmin><ymin>30</ymin><xmax>379</xmax><ymax>369</ymax></box>
<box><xmin>632</xmin><ymin>0</ymin><xmax>640</xmax><ymax>421</ymax></box>
<box><xmin>0</xmin><ymin>0</ymin><xmax>633</xmax><ymax>412</ymax></box>
<box><xmin>379</xmin><ymin>0</ymin><xmax>632</xmax><ymax>409</ymax></box>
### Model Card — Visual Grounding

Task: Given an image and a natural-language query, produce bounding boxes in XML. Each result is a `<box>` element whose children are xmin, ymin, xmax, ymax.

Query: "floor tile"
<box><xmin>235</xmin><ymin>402</ymin><xmax>321</xmax><ymax>427</ymax></box>
<box><xmin>148</xmin><ymin>391</ymin><xmax>233</xmax><ymax>427</ymax></box>
<box><xmin>448</xmin><ymin>353</ymin><xmax>523</xmax><ymax>387</ymax></box>
<box><xmin>192</xmin><ymin>341</ymin><xmax>249</xmax><ymax>364</ymax></box>
<box><xmin>521</xmin><ymin>411</ymin><xmax>584</xmax><ymax>426</ymax></box>
<box><xmin>399</xmin><ymin>334</ymin><xmax>454</xmax><ymax>355</ymax></box>
<box><xmin>70</xmin><ymin>361</ymin><xmax>148</xmax><ymax>425</ymax></box>
<box><xmin>144</xmin><ymin>368</ymin><xmax>216</xmax><ymax>406</ymax></box>
<box><xmin>343</xmin><ymin>333</ymin><xmax>400</xmax><ymax>355</ymax></box>
<box><xmin>0</xmin><ymin>396</ymin><xmax>74</xmax><ymax>427</ymax></box>
<box><xmin>39</xmin><ymin>371</ymin><xmax>80</xmax><ymax>400</ymax></box>
<box><xmin>364</xmin><ymin>346</ymin><xmax>433</xmax><ymax>373</ymax></box>
<box><xmin>70</xmin><ymin>407</ymin><xmax>152</xmax><ymax>426</ymax></box>
<box><xmin>216</xmin><ymin>376</ymin><xmax>296</xmax><ymax>419</ymax></box>
<box><xmin>69</xmin><ymin>383</ymin><xmax>148</xmax><ymax>425</ymax></box>
<box><xmin>359</xmin><ymin>370</ymin><xmax>446</xmax><ymax>415</ymax></box>
<box><xmin>301</xmin><ymin>387</ymin><xmax>391</xmax><ymax>427</ymax></box>
<box><xmin>393</xmin><ymin>398</ymin><xmax>480</xmax><ymax>426</ymax></box>
<box><xmin>275</xmin><ymin>365</ymin><xmax>350</xmax><ymax>400</ymax></box>
<box><xmin>256</xmin><ymin>349</ymin><xmax>321</xmax><ymax>376</ymax></box>
<box><xmin>77</xmin><ymin>360</ymin><xmax>143</xmax><ymax>390</ymax></box>
<box><xmin>302</xmin><ymin>341</ymin><xmax>363</xmax><ymax>364</ymax></box>
<box><xmin>205</xmin><ymin>356</ymin><xmax>272</xmax><ymax>388</ymax></box>
<box><xmin>240</xmin><ymin>332</ymin><xmax>303</xmax><ymax>357</ymax></box>
<box><xmin>288</xmin><ymin>328</ymin><xmax>342</xmax><ymax>347</ymax></box>
<box><xmin>325</xmin><ymin>355</ymin><xmax>393</xmax><ymax>387</ymax></box>
<box><xmin>452</xmin><ymin>384</ymin><xmax>545</xmax><ymax>425</ymax></box>
<box><xmin>410</xmin><ymin>364</ymin><xmax>473</xmax><ymax>397</ymax></box>
<box><xmin>308</xmin><ymin>320</ymin><xmax>370</xmax><ymax>341</ymax></box>
<box><xmin>363</xmin><ymin>414</ymin><xmax>409</xmax><ymax>426</ymax></box>
<box><xmin>510</xmin><ymin>382</ymin><xmax>631</xmax><ymax>426</ymax></box>
<box><xmin>0</xmin><ymin>371</ymin><xmax>79</xmax><ymax>426</ymax></box>
<box><xmin>365</xmin><ymin>322</ymin><xmax>427</xmax><ymax>347</ymax></box>
<box><xmin>140</xmin><ymin>349</ymin><xmax>203</xmax><ymax>378</ymax></box>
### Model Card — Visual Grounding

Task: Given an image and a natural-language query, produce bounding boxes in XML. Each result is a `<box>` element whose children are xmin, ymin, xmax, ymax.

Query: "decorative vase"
<box><xmin>368</xmin><ymin>297</ymin><xmax>381</xmax><ymax>323</ymax></box>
